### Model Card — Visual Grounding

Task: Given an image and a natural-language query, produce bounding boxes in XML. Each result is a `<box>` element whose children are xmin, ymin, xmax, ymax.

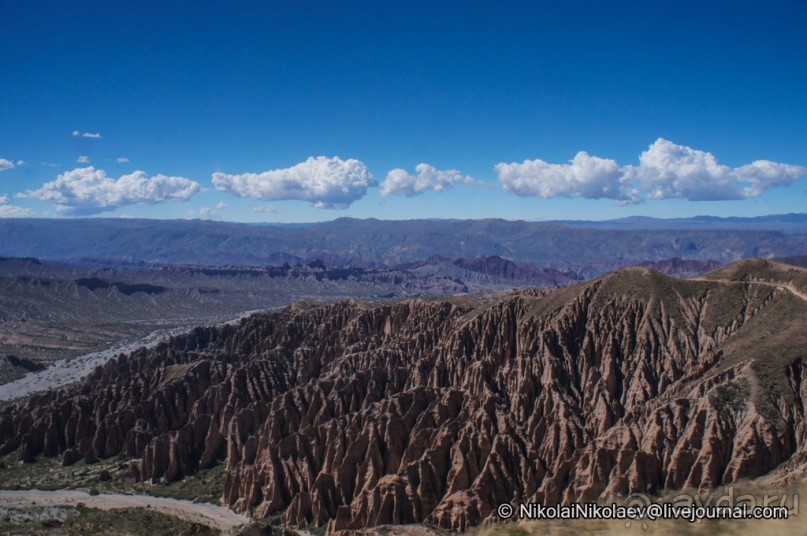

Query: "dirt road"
<box><xmin>700</xmin><ymin>278</ymin><xmax>807</xmax><ymax>303</ymax></box>
<box><xmin>0</xmin><ymin>489</ymin><xmax>248</xmax><ymax>531</ymax></box>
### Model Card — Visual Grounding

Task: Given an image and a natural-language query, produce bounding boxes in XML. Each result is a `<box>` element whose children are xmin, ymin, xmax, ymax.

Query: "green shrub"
<box><xmin>709</xmin><ymin>379</ymin><xmax>750</xmax><ymax>415</ymax></box>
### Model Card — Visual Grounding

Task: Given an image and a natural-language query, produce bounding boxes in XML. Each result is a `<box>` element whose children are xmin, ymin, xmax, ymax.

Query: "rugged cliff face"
<box><xmin>1</xmin><ymin>260</ymin><xmax>806</xmax><ymax>531</ymax></box>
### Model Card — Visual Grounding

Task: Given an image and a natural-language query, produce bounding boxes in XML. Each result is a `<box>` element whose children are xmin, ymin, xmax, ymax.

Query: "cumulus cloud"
<box><xmin>252</xmin><ymin>205</ymin><xmax>278</xmax><ymax>214</ymax></box>
<box><xmin>0</xmin><ymin>159</ymin><xmax>14</xmax><ymax>172</ymax></box>
<box><xmin>77</xmin><ymin>155</ymin><xmax>90</xmax><ymax>164</ymax></box>
<box><xmin>216</xmin><ymin>201</ymin><xmax>228</xmax><ymax>210</ymax></box>
<box><xmin>16</xmin><ymin>160</ymin><xmax>26</xmax><ymax>166</ymax></box>
<box><xmin>27</xmin><ymin>166</ymin><xmax>201</xmax><ymax>215</ymax></box>
<box><xmin>0</xmin><ymin>195</ymin><xmax>36</xmax><ymax>218</ymax></box>
<box><xmin>497</xmin><ymin>152</ymin><xmax>640</xmax><ymax>204</ymax></box>
<box><xmin>735</xmin><ymin>161</ymin><xmax>805</xmax><ymax>197</ymax></box>
<box><xmin>380</xmin><ymin>163</ymin><xmax>476</xmax><ymax>197</ymax></box>
<box><xmin>116</xmin><ymin>157</ymin><xmax>130</xmax><ymax>163</ymax></box>
<box><xmin>72</xmin><ymin>130</ymin><xmax>102</xmax><ymax>138</ymax></box>
<box><xmin>212</xmin><ymin>156</ymin><xmax>376</xmax><ymax>209</ymax></box>
<box><xmin>633</xmin><ymin>139</ymin><xmax>739</xmax><ymax>201</ymax></box>
<box><xmin>497</xmin><ymin>138</ymin><xmax>806</xmax><ymax>203</ymax></box>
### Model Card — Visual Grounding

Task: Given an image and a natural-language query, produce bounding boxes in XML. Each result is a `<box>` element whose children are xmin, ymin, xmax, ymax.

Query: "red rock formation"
<box><xmin>1</xmin><ymin>261</ymin><xmax>806</xmax><ymax>531</ymax></box>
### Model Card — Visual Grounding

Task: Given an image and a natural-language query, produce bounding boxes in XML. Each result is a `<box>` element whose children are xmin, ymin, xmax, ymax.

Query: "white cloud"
<box><xmin>40</xmin><ymin>162</ymin><xmax>61</xmax><ymax>168</ymax></box>
<box><xmin>380</xmin><ymin>163</ymin><xmax>476</xmax><ymax>197</ymax></box>
<box><xmin>632</xmin><ymin>139</ymin><xmax>739</xmax><ymax>201</ymax></box>
<box><xmin>212</xmin><ymin>156</ymin><xmax>377</xmax><ymax>209</ymax></box>
<box><xmin>497</xmin><ymin>138</ymin><xmax>806</xmax><ymax>203</ymax></box>
<box><xmin>0</xmin><ymin>195</ymin><xmax>36</xmax><ymax>218</ymax></box>
<box><xmin>252</xmin><ymin>205</ymin><xmax>278</xmax><ymax>214</ymax></box>
<box><xmin>497</xmin><ymin>152</ymin><xmax>640</xmax><ymax>204</ymax></box>
<box><xmin>27</xmin><ymin>166</ymin><xmax>201</xmax><ymax>215</ymax></box>
<box><xmin>16</xmin><ymin>160</ymin><xmax>26</xmax><ymax>166</ymax></box>
<box><xmin>199</xmin><ymin>207</ymin><xmax>220</xmax><ymax>220</ymax></box>
<box><xmin>116</xmin><ymin>157</ymin><xmax>130</xmax><ymax>163</ymax></box>
<box><xmin>73</xmin><ymin>130</ymin><xmax>101</xmax><ymax>138</ymax></box>
<box><xmin>631</xmin><ymin>139</ymin><xmax>806</xmax><ymax>201</ymax></box>
<box><xmin>736</xmin><ymin>160</ymin><xmax>806</xmax><ymax>198</ymax></box>
<box><xmin>0</xmin><ymin>159</ymin><xmax>14</xmax><ymax>172</ymax></box>
<box><xmin>77</xmin><ymin>155</ymin><xmax>90</xmax><ymax>164</ymax></box>
<box><xmin>184</xmin><ymin>207</ymin><xmax>221</xmax><ymax>220</ymax></box>
<box><xmin>216</xmin><ymin>201</ymin><xmax>228</xmax><ymax>210</ymax></box>
<box><xmin>0</xmin><ymin>206</ymin><xmax>37</xmax><ymax>217</ymax></box>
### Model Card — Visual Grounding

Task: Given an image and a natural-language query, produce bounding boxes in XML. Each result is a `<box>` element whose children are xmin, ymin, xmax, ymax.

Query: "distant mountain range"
<box><xmin>0</xmin><ymin>214</ymin><xmax>805</xmax><ymax>269</ymax></box>
<box><xmin>549</xmin><ymin>212</ymin><xmax>807</xmax><ymax>233</ymax></box>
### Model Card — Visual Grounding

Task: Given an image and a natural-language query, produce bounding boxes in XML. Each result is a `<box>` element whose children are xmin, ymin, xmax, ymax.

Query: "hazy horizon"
<box><xmin>2</xmin><ymin>211</ymin><xmax>807</xmax><ymax>226</ymax></box>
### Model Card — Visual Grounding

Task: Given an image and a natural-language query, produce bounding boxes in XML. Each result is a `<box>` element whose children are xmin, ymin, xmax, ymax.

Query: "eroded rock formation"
<box><xmin>1</xmin><ymin>260</ymin><xmax>806</xmax><ymax>531</ymax></box>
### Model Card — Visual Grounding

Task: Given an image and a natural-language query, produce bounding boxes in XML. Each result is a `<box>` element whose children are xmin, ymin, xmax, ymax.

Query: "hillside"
<box><xmin>0</xmin><ymin>260</ymin><xmax>805</xmax><ymax>531</ymax></box>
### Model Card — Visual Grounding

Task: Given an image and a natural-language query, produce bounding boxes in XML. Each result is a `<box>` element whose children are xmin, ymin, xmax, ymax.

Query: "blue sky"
<box><xmin>1</xmin><ymin>0</ymin><xmax>805</xmax><ymax>222</ymax></box>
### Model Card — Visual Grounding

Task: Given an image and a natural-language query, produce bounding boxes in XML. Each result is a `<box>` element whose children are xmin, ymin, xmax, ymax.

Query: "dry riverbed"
<box><xmin>0</xmin><ymin>308</ymin><xmax>267</xmax><ymax>402</ymax></box>
<box><xmin>0</xmin><ymin>489</ymin><xmax>249</xmax><ymax>532</ymax></box>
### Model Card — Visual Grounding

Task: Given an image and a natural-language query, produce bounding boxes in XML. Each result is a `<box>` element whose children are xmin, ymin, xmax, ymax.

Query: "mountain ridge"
<box><xmin>1</xmin><ymin>259</ymin><xmax>805</xmax><ymax>530</ymax></box>
<box><xmin>1</xmin><ymin>217</ymin><xmax>805</xmax><ymax>268</ymax></box>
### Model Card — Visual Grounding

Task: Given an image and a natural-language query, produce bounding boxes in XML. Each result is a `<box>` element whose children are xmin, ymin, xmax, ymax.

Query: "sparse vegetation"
<box><xmin>62</xmin><ymin>506</ymin><xmax>216</xmax><ymax>536</ymax></box>
<box><xmin>140</xmin><ymin>464</ymin><xmax>227</xmax><ymax>504</ymax></box>
<box><xmin>0</xmin><ymin>453</ymin><xmax>226</xmax><ymax>505</ymax></box>
<box><xmin>0</xmin><ymin>367</ymin><xmax>26</xmax><ymax>386</ymax></box>
<box><xmin>709</xmin><ymin>379</ymin><xmax>750</xmax><ymax>415</ymax></box>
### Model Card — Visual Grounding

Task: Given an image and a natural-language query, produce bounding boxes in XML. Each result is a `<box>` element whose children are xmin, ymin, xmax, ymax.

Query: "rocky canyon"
<box><xmin>1</xmin><ymin>259</ymin><xmax>806</xmax><ymax>532</ymax></box>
